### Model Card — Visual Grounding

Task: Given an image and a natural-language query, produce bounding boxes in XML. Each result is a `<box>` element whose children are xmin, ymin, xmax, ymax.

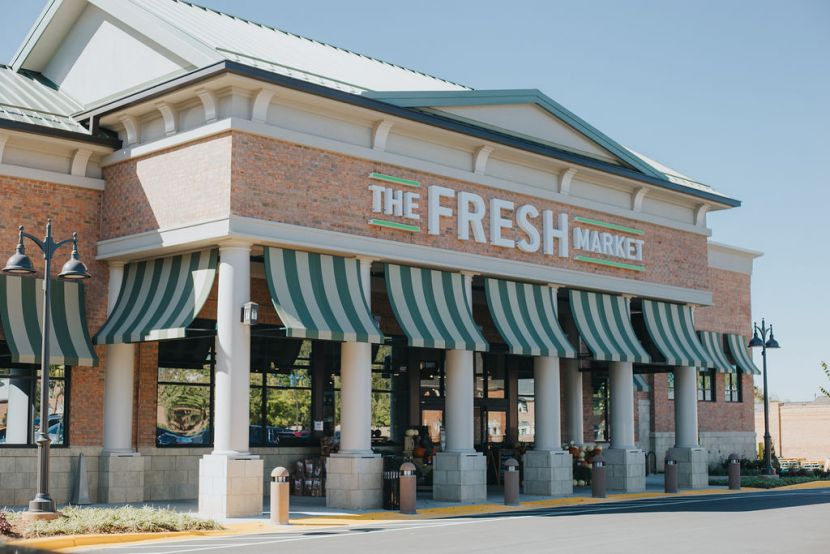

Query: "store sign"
<box><xmin>367</xmin><ymin>172</ymin><xmax>645</xmax><ymax>271</ymax></box>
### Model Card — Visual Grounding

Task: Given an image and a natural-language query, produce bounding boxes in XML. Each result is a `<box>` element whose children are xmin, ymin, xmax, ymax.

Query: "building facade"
<box><xmin>0</xmin><ymin>0</ymin><xmax>761</xmax><ymax>516</ymax></box>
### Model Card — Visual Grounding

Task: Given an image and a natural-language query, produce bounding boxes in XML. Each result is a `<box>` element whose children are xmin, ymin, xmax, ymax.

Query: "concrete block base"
<box><xmin>198</xmin><ymin>455</ymin><xmax>264</xmax><ymax>518</ymax></box>
<box><xmin>325</xmin><ymin>454</ymin><xmax>383</xmax><ymax>509</ymax></box>
<box><xmin>669</xmin><ymin>447</ymin><xmax>709</xmax><ymax>489</ymax></box>
<box><xmin>433</xmin><ymin>452</ymin><xmax>486</xmax><ymax>502</ymax></box>
<box><xmin>522</xmin><ymin>450</ymin><xmax>573</xmax><ymax>496</ymax></box>
<box><xmin>605</xmin><ymin>448</ymin><xmax>645</xmax><ymax>492</ymax></box>
<box><xmin>99</xmin><ymin>453</ymin><xmax>145</xmax><ymax>503</ymax></box>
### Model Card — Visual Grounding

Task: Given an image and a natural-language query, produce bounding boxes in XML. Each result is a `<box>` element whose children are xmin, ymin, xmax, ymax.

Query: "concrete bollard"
<box><xmin>504</xmin><ymin>458</ymin><xmax>520</xmax><ymax>506</ymax></box>
<box><xmin>270</xmin><ymin>466</ymin><xmax>290</xmax><ymax>525</ymax></box>
<box><xmin>728</xmin><ymin>453</ymin><xmax>741</xmax><ymax>490</ymax></box>
<box><xmin>664</xmin><ymin>456</ymin><xmax>678</xmax><ymax>493</ymax></box>
<box><xmin>400</xmin><ymin>462</ymin><xmax>417</xmax><ymax>515</ymax></box>
<box><xmin>592</xmin><ymin>455</ymin><xmax>606</xmax><ymax>499</ymax></box>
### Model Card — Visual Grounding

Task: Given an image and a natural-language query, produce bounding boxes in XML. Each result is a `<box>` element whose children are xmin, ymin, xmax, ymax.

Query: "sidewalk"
<box><xmin>9</xmin><ymin>476</ymin><xmax>830</xmax><ymax>552</ymax></box>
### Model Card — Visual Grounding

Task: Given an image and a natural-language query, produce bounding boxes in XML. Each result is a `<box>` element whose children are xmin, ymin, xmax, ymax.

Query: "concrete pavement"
<box><xmin>71</xmin><ymin>487</ymin><xmax>830</xmax><ymax>554</ymax></box>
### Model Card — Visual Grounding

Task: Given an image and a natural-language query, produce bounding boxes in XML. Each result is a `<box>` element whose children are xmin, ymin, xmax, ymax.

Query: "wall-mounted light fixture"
<box><xmin>241</xmin><ymin>302</ymin><xmax>259</xmax><ymax>326</ymax></box>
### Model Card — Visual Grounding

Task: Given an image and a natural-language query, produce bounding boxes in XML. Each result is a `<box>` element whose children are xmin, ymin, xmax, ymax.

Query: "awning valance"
<box><xmin>385</xmin><ymin>264</ymin><xmax>487</xmax><ymax>351</ymax></box>
<box><xmin>642</xmin><ymin>300</ymin><xmax>713</xmax><ymax>368</ymax></box>
<box><xmin>726</xmin><ymin>333</ymin><xmax>761</xmax><ymax>375</ymax></box>
<box><xmin>95</xmin><ymin>249</ymin><xmax>218</xmax><ymax>345</ymax></box>
<box><xmin>484</xmin><ymin>278</ymin><xmax>575</xmax><ymax>357</ymax></box>
<box><xmin>698</xmin><ymin>331</ymin><xmax>735</xmax><ymax>373</ymax></box>
<box><xmin>0</xmin><ymin>275</ymin><xmax>98</xmax><ymax>366</ymax></box>
<box><xmin>264</xmin><ymin>248</ymin><xmax>382</xmax><ymax>343</ymax></box>
<box><xmin>568</xmin><ymin>290</ymin><xmax>650</xmax><ymax>363</ymax></box>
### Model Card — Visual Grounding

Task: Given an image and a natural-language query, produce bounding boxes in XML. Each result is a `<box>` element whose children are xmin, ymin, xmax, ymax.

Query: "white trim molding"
<box><xmin>118</xmin><ymin>115</ymin><xmax>140</xmax><ymax>146</ymax></box>
<box><xmin>195</xmin><ymin>87</ymin><xmax>218</xmax><ymax>123</ymax></box>
<box><xmin>100</xmin><ymin>117</ymin><xmax>712</xmax><ymax>237</ymax></box>
<box><xmin>473</xmin><ymin>145</ymin><xmax>493</xmax><ymax>175</ymax></box>
<box><xmin>707</xmin><ymin>241</ymin><xmax>762</xmax><ymax>275</ymax></box>
<box><xmin>559</xmin><ymin>167</ymin><xmax>577</xmax><ymax>195</ymax></box>
<box><xmin>0</xmin><ymin>134</ymin><xmax>8</xmax><ymax>163</ymax></box>
<box><xmin>371</xmin><ymin>119</ymin><xmax>394</xmax><ymax>151</ymax></box>
<box><xmin>0</xmin><ymin>162</ymin><xmax>105</xmax><ymax>191</ymax></box>
<box><xmin>695</xmin><ymin>203</ymin><xmax>710</xmax><ymax>227</ymax></box>
<box><xmin>96</xmin><ymin>214</ymin><xmax>713</xmax><ymax>305</ymax></box>
<box><xmin>70</xmin><ymin>148</ymin><xmax>93</xmax><ymax>177</ymax></box>
<box><xmin>632</xmin><ymin>186</ymin><xmax>648</xmax><ymax>212</ymax></box>
<box><xmin>154</xmin><ymin>102</ymin><xmax>177</xmax><ymax>136</ymax></box>
<box><xmin>251</xmin><ymin>88</ymin><xmax>277</xmax><ymax>124</ymax></box>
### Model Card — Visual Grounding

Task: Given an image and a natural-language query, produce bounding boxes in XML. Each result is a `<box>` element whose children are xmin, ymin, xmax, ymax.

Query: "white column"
<box><xmin>563</xmin><ymin>358</ymin><xmax>583</xmax><ymax>445</ymax></box>
<box><xmin>609</xmin><ymin>361</ymin><xmax>635</xmax><ymax>449</ymax></box>
<box><xmin>674</xmin><ymin>366</ymin><xmax>699</xmax><ymax>449</ymax></box>
<box><xmin>444</xmin><ymin>349</ymin><xmax>475</xmax><ymax>453</ymax></box>
<box><xmin>534</xmin><ymin>356</ymin><xmax>561</xmax><ymax>451</ymax></box>
<box><xmin>444</xmin><ymin>272</ymin><xmax>475</xmax><ymax>453</ymax></box>
<box><xmin>339</xmin><ymin>257</ymin><xmax>373</xmax><ymax>455</ymax></box>
<box><xmin>103</xmin><ymin>261</ymin><xmax>136</xmax><ymax>454</ymax></box>
<box><xmin>212</xmin><ymin>242</ymin><xmax>251</xmax><ymax>456</ymax></box>
<box><xmin>6</xmin><ymin>368</ymin><xmax>30</xmax><ymax>444</ymax></box>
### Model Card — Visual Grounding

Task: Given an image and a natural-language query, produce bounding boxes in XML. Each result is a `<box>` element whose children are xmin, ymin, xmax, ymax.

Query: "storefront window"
<box><xmin>420</xmin><ymin>361</ymin><xmax>442</xmax><ymax>398</ymax></box>
<box><xmin>724</xmin><ymin>372</ymin><xmax>742</xmax><ymax>402</ymax></box>
<box><xmin>517</xmin><ymin>377</ymin><xmax>535</xmax><ymax>443</ymax></box>
<box><xmin>0</xmin><ymin>365</ymin><xmax>68</xmax><ymax>446</ymax></box>
<box><xmin>591</xmin><ymin>375</ymin><xmax>608</xmax><ymax>442</ymax></box>
<box><xmin>667</xmin><ymin>373</ymin><xmax>675</xmax><ymax>400</ymax></box>
<box><xmin>250</xmin><ymin>338</ymin><xmax>312</xmax><ymax>446</ymax></box>
<box><xmin>156</xmin><ymin>336</ymin><xmax>214</xmax><ymax>447</ymax></box>
<box><xmin>698</xmin><ymin>369</ymin><xmax>715</xmax><ymax>402</ymax></box>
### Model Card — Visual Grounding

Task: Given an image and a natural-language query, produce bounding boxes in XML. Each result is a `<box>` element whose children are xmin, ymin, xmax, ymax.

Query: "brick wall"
<box><xmin>0</xmin><ymin>175</ymin><xmax>108</xmax><ymax>446</ymax></box>
<box><xmin>100</xmin><ymin>134</ymin><xmax>232</xmax><ymax>240</ymax></box>
<box><xmin>229</xmin><ymin>132</ymin><xmax>710</xmax><ymax>291</ymax></box>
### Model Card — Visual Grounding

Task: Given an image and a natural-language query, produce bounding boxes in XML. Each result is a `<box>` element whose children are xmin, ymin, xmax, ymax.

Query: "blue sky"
<box><xmin>2</xmin><ymin>1</ymin><xmax>828</xmax><ymax>400</ymax></box>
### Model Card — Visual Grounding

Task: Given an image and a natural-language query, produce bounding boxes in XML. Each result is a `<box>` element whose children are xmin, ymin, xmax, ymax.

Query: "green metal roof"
<box><xmin>0</xmin><ymin>66</ymin><xmax>85</xmax><ymax>133</ymax></box>
<box><xmin>364</xmin><ymin>89</ymin><xmax>731</xmax><ymax>201</ymax></box>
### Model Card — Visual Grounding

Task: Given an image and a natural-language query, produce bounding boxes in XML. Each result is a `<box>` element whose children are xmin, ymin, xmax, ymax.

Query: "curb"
<box><xmin>11</xmin><ymin>482</ymin><xmax>830</xmax><ymax>552</ymax></box>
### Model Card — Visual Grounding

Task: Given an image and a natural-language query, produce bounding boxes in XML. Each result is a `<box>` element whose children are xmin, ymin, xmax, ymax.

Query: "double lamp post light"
<box><xmin>3</xmin><ymin>219</ymin><xmax>90</xmax><ymax>515</ymax></box>
<box><xmin>749</xmin><ymin>319</ymin><xmax>780</xmax><ymax>476</ymax></box>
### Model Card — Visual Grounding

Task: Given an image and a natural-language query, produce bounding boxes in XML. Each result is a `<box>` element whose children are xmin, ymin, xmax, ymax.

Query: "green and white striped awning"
<box><xmin>95</xmin><ymin>249</ymin><xmax>218</xmax><ymax>345</ymax></box>
<box><xmin>386</xmin><ymin>264</ymin><xmax>487</xmax><ymax>351</ymax></box>
<box><xmin>634</xmin><ymin>374</ymin><xmax>650</xmax><ymax>392</ymax></box>
<box><xmin>642</xmin><ymin>300</ymin><xmax>714</xmax><ymax>368</ymax></box>
<box><xmin>568</xmin><ymin>290</ymin><xmax>649</xmax><ymax>363</ymax></box>
<box><xmin>726</xmin><ymin>333</ymin><xmax>761</xmax><ymax>375</ymax></box>
<box><xmin>484</xmin><ymin>278</ymin><xmax>575</xmax><ymax>357</ymax></box>
<box><xmin>698</xmin><ymin>331</ymin><xmax>735</xmax><ymax>373</ymax></box>
<box><xmin>264</xmin><ymin>248</ymin><xmax>382</xmax><ymax>343</ymax></box>
<box><xmin>0</xmin><ymin>275</ymin><xmax>97</xmax><ymax>366</ymax></box>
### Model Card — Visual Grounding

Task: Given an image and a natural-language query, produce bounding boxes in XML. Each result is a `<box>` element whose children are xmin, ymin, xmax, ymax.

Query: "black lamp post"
<box><xmin>3</xmin><ymin>219</ymin><xmax>90</xmax><ymax>515</ymax></box>
<box><xmin>748</xmin><ymin>318</ymin><xmax>780</xmax><ymax>477</ymax></box>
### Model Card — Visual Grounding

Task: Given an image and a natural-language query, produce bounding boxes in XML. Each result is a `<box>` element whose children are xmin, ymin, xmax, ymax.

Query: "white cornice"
<box><xmin>0</xmin><ymin>162</ymin><xmax>105</xmax><ymax>191</ymax></box>
<box><xmin>96</xmin><ymin>214</ymin><xmax>712</xmax><ymax>305</ymax></box>
<box><xmin>100</xmin><ymin>117</ymin><xmax>712</xmax><ymax>237</ymax></box>
<box><xmin>708</xmin><ymin>241</ymin><xmax>763</xmax><ymax>275</ymax></box>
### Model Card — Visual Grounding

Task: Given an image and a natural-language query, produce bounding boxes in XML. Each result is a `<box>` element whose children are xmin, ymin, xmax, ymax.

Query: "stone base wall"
<box><xmin>651</xmin><ymin>431</ymin><xmax>757</xmax><ymax>471</ymax></box>
<box><xmin>0</xmin><ymin>447</ymin><xmax>102</xmax><ymax>507</ymax></box>
<box><xmin>99</xmin><ymin>453</ymin><xmax>145</xmax><ymax>503</ymax></box>
<box><xmin>325</xmin><ymin>454</ymin><xmax>383</xmax><ymax>509</ymax></box>
<box><xmin>668</xmin><ymin>447</ymin><xmax>708</xmax><ymax>489</ymax></box>
<box><xmin>605</xmin><ymin>448</ymin><xmax>645</xmax><ymax>492</ymax></box>
<box><xmin>198</xmin><ymin>455</ymin><xmax>264</xmax><ymax>518</ymax></box>
<box><xmin>522</xmin><ymin>450</ymin><xmax>573</xmax><ymax>496</ymax></box>
<box><xmin>433</xmin><ymin>452</ymin><xmax>487</xmax><ymax>502</ymax></box>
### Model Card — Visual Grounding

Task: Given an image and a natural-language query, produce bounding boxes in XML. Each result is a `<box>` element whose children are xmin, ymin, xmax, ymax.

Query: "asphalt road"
<box><xmin>85</xmin><ymin>488</ymin><xmax>830</xmax><ymax>554</ymax></box>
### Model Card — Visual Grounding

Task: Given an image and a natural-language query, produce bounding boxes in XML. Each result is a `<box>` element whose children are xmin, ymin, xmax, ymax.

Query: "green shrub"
<box><xmin>708</xmin><ymin>475</ymin><xmax>827</xmax><ymax>489</ymax></box>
